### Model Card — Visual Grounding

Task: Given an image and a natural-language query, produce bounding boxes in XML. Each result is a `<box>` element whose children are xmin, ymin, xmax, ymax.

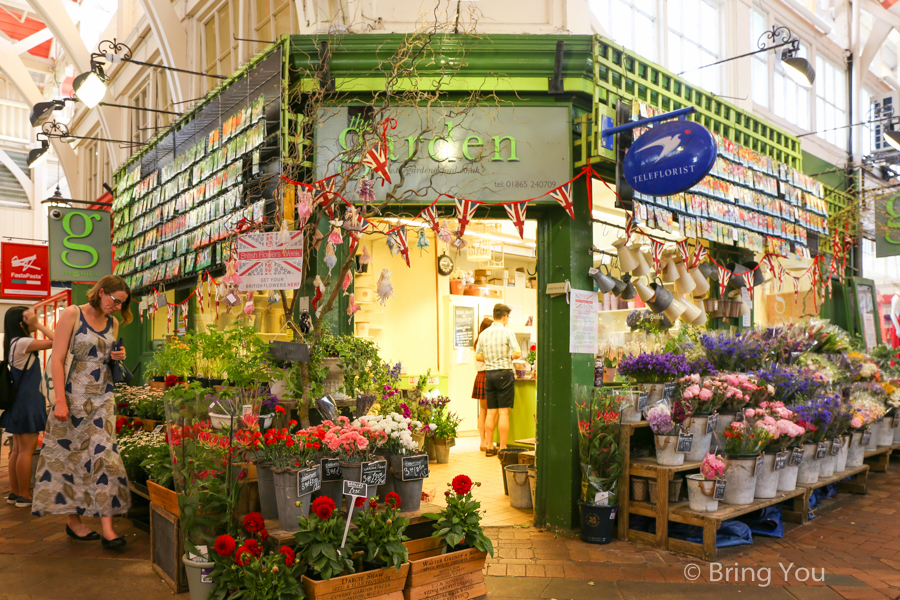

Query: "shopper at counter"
<box><xmin>475</xmin><ymin>304</ymin><xmax>521</xmax><ymax>455</ymax></box>
<box><xmin>472</xmin><ymin>317</ymin><xmax>493</xmax><ymax>453</ymax></box>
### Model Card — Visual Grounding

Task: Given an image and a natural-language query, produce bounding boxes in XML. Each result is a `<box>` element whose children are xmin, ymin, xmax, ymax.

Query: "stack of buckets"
<box><xmin>500</xmin><ymin>449</ymin><xmax>535</xmax><ymax>510</ymax></box>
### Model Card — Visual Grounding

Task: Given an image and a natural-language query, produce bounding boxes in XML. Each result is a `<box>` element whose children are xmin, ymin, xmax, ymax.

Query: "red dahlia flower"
<box><xmin>354</xmin><ymin>496</ymin><xmax>366</xmax><ymax>508</ymax></box>
<box><xmin>214</xmin><ymin>534</ymin><xmax>236</xmax><ymax>557</ymax></box>
<box><xmin>311</xmin><ymin>496</ymin><xmax>336</xmax><ymax>520</ymax></box>
<box><xmin>279</xmin><ymin>546</ymin><xmax>295</xmax><ymax>566</ymax></box>
<box><xmin>385</xmin><ymin>492</ymin><xmax>401</xmax><ymax>509</ymax></box>
<box><xmin>235</xmin><ymin>546</ymin><xmax>253</xmax><ymax>566</ymax></box>
<box><xmin>451</xmin><ymin>474</ymin><xmax>473</xmax><ymax>496</ymax></box>
<box><xmin>242</xmin><ymin>512</ymin><xmax>265</xmax><ymax>534</ymax></box>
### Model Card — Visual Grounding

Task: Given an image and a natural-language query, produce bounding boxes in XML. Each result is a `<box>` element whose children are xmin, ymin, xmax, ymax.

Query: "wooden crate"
<box><xmin>864</xmin><ymin>447</ymin><xmax>893</xmax><ymax>473</ymax></box>
<box><xmin>302</xmin><ymin>563</ymin><xmax>409</xmax><ymax>600</ymax></box>
<box><xmin>147</xmin><ymin>480</ymin><xmax>181</xmax><ymax>517</ymax></box>
<box><xmin>403</xmin><ymin>537</ymin><xmax>442</xmax><ymax>562</ymax></box>
<box><xmin>150</xmin><ymin>504</ymin><xmax>188</xmax><ymax>593</ymax></box>
<box><xmin>405</xmin><ymin>548</ymin><xmax>487</xmax><ymax>600</ymax></box>
<box><xmin>517</xmin><ymin>451</ymin><xmax>536</xmax><ymax>466</ymax></box>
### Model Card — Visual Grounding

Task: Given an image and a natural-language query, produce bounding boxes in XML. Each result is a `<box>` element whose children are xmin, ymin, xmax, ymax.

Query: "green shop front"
<box><xmin>110</xmin><ymin>33</ymin><xmax>851</xmax><ymax>533</ymax></box>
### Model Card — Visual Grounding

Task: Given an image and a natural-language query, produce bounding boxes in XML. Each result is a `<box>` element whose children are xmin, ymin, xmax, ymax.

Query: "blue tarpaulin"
<box><xmin>629</xmin><ymin>515</ymin><xmax>753</xmax><ymax>548</ymax></box>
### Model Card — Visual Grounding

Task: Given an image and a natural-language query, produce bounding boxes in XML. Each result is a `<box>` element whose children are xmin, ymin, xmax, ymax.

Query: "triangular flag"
<box><xmin>624</xmin><ymin>213</ymin><xmax>635</xmax><ymax>244</ymax></box>
<box><xmin>792</xmin><ymin>276</ymin><xmax>801</xmax><ymax>302</ymax></box>
<box><xmin>691</xmin><ymin>244</ymin><xmax>709</xmax><ymax>268</ymax></box>
<box><xmin>504</xmin><ymin>201</ymin><xmax>528</xmax><ymax>239</ymax></box>
<box><xmin>676</xmin><ymin>240</ymin><xmax>690</xmax><ymax>263</ymax></box>
<box><xmin>393</xmin><ymin>226</ymin><xmax>410</xmax><ymax>267</ymax></box>
<box><xmin>651</xmin><ymin>239</ymin><xmax>665</xmax><ymax>274</ymax></box>
<box><xmin>422</xmin><ymin>205</ymin><xmax>440</xmax><ymax>234</ymax></box>
<box><xmin>315</xmin><ymin>178</ymin><xmax>338</xmax><ymax>219</ymax></box>
<box><xmin>549</xmin><ymin>182</ymin><xmax>574</xmax><ymax>219</ymax></box>
<box><xmin>742</xmin><ymin>271</ymin><xmax>755</xmax><ymax>300</ymax></box>
<box><xmin>717</xmin><ymin>265</ymin><xmax>732</xmax><ymax>296</ymax></box>
<box><xmin>454</xmin><ymin>197</ymin><xmax>479</xmax><ymax>236</ymax></box>
<box><xmin>361</xmin><ymin>143</ymin><xmax>392</xmax><ymax>184</ymax></box>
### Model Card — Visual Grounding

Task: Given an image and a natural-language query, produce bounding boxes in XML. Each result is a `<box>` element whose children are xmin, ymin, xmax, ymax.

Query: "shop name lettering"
<box><xmin>631</xmin><ymin>164</ymin><xmax>698</xmax><ymax>183</ymax></box>
<box><xmin>339</xmin><ymin>117</ymin><xmax>520</xmax><ymax>163</ymax></box>
<box><xmin>884</xmin><ymin>195</ymin><xmax>900</xmax><ymax>244</ymax></box>
<box><xmin>60</xmin><ymin>212</ymin><xmax>102</xmax><ymax>269</ymax></box>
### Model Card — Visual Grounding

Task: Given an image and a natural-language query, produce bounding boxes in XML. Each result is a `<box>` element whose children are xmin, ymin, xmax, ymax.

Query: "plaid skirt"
<box><xmin>472</xmin><ymin>370</ymin><xmax>487</xmax><ymax>400</ymax></box>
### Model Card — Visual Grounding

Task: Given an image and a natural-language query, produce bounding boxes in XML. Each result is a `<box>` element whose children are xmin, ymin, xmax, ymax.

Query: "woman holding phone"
<box><xmin>31</xmin><ymin>275</ymin><xmax>132</xmax><ymax>549</ymax></box>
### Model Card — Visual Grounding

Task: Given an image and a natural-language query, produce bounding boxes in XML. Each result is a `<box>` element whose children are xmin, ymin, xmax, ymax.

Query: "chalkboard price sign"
<box><xmin>862</xmin><ymin>428</ymin><xmax>872</xmax><ymax>446</ymax></box>
<box><xmin>297</xmin><ymin>466</ymin><xmax>322</xmax><ymax>496</ymax></box>
<box><xmin>321</xmin><ymin>458</ymin><xmax>342</xmax><ymax>481</ymax></box>
<box><xmin>831</xmin><ymin>437</ymin><xmax>841</xmax><ymax>456</ymax></box>
<box><xmin>706</xmin><ymin>413</ymin><xmax>718</xmax><ymax>434</ymax></box>
<box><xmin>454</xmin><ymin>306</ymin><xmax>475</xmax><ymax>349</ymax></box>
<box><xmin>774</xmin><ymin>451</ymin><xmax>787</xmax><ymax>471</ymax></box>
<box><xmin>401</xmin><ymin>455</ymin><xmax>430</xmax><ymax>481</ymax></box>
<box><xmin>754</xmin><ymin>455</ymin><xmax>764</xmax><ymax>477</ymax></box>
<box><xmin>815</xmin><ymin>442</ymin><xmax>827</xmax><ymax>459</ymax></box>
<box><xmin>676</xmin><ymin>432</ymin><xmax>694</xmax><ymax>453</ymax></box>
<box><xmin>361</xmin><ymin>460</ymin><xmax>387</xmax><ymax>486</ymax></box>
<box><xmin>663</xmin><ymin>383</ymin><xmax>676</xmax><ymax>401</ymax></box>
<box><xmin>713</xmin><ymin>479</ymin><xmax>726</xmax><ymax>500</ymax></box>
<box><xmin>790</xmin><ymin>447</ymin><xmax>804</xmax><ymax>466</ymax></box>
<box><xmin>637</xmin><ymin>392</ymin><xmax>649</xmax><ymax>413</ymax></box>
<box><xmin>342</xmin><ymin>480</ymin><xmax>367</xmax><ymax>498</ymax></box>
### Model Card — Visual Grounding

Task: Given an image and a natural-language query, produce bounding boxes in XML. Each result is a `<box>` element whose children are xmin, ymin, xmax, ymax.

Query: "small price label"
<box><xmin>342</xmin><ymin>480</ymin><xmax>366</xmax><ymax>497</ymax></box>
<box><xmin>816</xmin><ymin>442</ymin><xmax>827</xmax><ymax>459</ymax></box>
<box><xmin>663</xmin><ymin>383</ymin><xmax>676</xmax><ymax>401</ymax></box>
<box><xmin>754</xmin><ymin>455</ymin><xmax>764</xmax><ymax>477</ymax></box>
<box><xmin>790</xmin><ymin>447</ymin><xmax>804</xmax><ymax>466</ymax></box>
<box><xmin>400</xmin><ymin>455</ymin><xmax>430</xmax><ymax>481</ymax></box>
<box><xmin>733</xmin><ymin>411</ymin><xmax>745</xmax><ymax>423</ymax></box>
<box><xmin>831</xmin><ymin>438</ymin><xmax>841</xmax><ymax>456</ymax></box>
<box><xmin>594</xmin><ymin>491</ymin><xmax>610</xmax><ymax>506</ymax></box>
<box><xmin>775</xmin><ymin>451</ymin><xmax>787</xmax><ymax>471</ymax></box>
<box><xmin>676</xmin><ymin>432</ymin><xmax>694</xmax><ymax>453</ymax></box>
<box><xmin>706</xmin><ymin>413</ymin><xmax>718</xmax><ymax>435</ymax></box>
<box><xmin>714</xmin><ymin>479</ymin><xmax>726</xmax><ymax>500</ymax></box>
<box><xmin>637</xmin><ymin>392</ymin><xmax>649</xmax><ymax>412</ymax></box>
<box><xmin>361</xmin><ymin>460</ymin><xmax>387</xmax><ymax>486</ymax></box>
<box><xmin>298</xmin><ymin>466</ymin><xmax>322</xmax><ymax>496</ymax></box>
<box><xmin>242</xmin><ymin>405</ymin><xmax>253</xmax><ymax>418</ymax></box>
<box><xmin>321</xmin><ymin>458</ymin><xmax>342</xmax><ymax>481</ymax></box>
<box><xmin>153</xmin><ymin>424</ymin><xmax>165</xmax><ymax>434</ymax></box>
<box><xmin>862</xmin><ymin>429</ymin><xmax>872</xmax><ymax>446</ymax></box>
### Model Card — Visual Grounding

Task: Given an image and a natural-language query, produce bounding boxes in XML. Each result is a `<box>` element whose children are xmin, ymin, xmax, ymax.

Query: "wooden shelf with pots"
<box><xmin>864</xmin><ymin>447</ymin><xmax>893</xmax><ymax>473</ymax></box>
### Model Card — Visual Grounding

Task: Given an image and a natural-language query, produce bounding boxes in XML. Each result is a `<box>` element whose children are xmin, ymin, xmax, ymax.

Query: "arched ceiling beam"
<box><xmin>137</xmin><ymin>0</ymin><xmax>189</xmax><ymax>105</ymax></box>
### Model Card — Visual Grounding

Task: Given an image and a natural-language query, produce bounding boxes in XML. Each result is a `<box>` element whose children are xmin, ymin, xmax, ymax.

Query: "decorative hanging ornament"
<box><xmin>312</xmin><ymin>275</ymin><xmax>325</xmax><ymax>315</ymax></box>
<box><xmin>417</xmin><ymin>229</ymin><xmax>430</xmax><ymax>256</ymax></box>
<box><xmin>327</xmin><ymin>221</ymin><xmax>344</xmax><ymax>246</ymax></box>
<box><xmin>549</xmin><ymin>182</ymin><xmax>574</xmax><ymax>220</ymax></box>
<box><xmin>376</xmin><ymin>269</ymin><xmax>394</xmax><ymax>305</ymax></box>
<box><xmin>342</xmin><ymin>271</ymin><xmax>352</xmax><ymax>294</ymax></box>
<box><xmin>244</xmin><ymin>292</ymin><xmax>255</xmax><ymax>318</ymax></box>
<box><xmin>358</xmin><ymin>177</ymin><xmax>376</xmax><ymax>208</ymax></box>
<box><xmin>166</xmin><ymin>304</ymin><xmax>174</xmax><ymax>333</ymax></box>
<box><xmin>360</xmin><ymin>246</ymin><xmax>372</xmax><ymax>264</ymax></box>
<box><xmin>422</xmin><ymin>205</ymin><xmax>440</xmax><ymax>234</ymax></box>
<box><xmin>437</xmin><ymin>219</ymin><xmax>453</xmax><ymax>245</ymax></box>
<box><xmin>504</xmin><ymin>201</ymin><xmax>528</xmax><ymax>239</ymax></box>
<box><xmin>296</xmin><ymin>190</ymin><xmax>313</xmax><ymax>227</ymax></box>
<box><xmin>717</xmin><ymin>265</ymin><xmax>732</xmax><ymax>296</ymax></box>
<box><xmin>324</xmin><ymin>242</ymin><xmax>337</xmax><ymax>276</ymax></box>
<box><xmin>348</xmin><ymin>232</ymin><xmax>360</xmax><ymax>258</ymax></box>
<box><xmin>181</xmin><ymin>303</ymin><xmax>189</xmax><ymax>331</ymax></box>
<box><xmin>651</xmin><ymin>239</ymin><xmax>665</xmax><ymax>274</ymax></box>
<box><xmin>393</xmin><ymin>226</ymin><xmax>410</xmax><ymax>267</ymax></box>
<box><xmin>776</xmin><ymin>263</ymin><xmax>786</xmax><ymax>293</ymax></box>
<box><xmin>196</xmin><ymin>283</ymin><xmax>205</xmax><ymax>313</ymax></box>
<box><xmin>742</xmin><ymin>271</ymin><xmax>755</xmax><ymax>300</ymax></box>
<box><xmin>278</xmin><ymin>220</ymin><xmax>291</xmax><ymax>248</ymax></box>
<box><xmin>361</xmin><ymin>143</ymin><xmax>392</xmax><ymax>183</ymax></box>
<box><xmin>454</xmin><ymin>197</ymin><xmax>479</xmax><ymax>236</ymax></box>
<box><xmin>792</xmin><ymin>276</ymin><xmax>801</xmax><ymax>302</ymax></box>
<box><xmin>347</xmin><ymin>293</ymin><xmax>360</xmax><ymax>323</ymax></box>
<box><xmin>315</xmin><ymin>178</ymin><xmax>337</xmax><ymax>219</ymax></box>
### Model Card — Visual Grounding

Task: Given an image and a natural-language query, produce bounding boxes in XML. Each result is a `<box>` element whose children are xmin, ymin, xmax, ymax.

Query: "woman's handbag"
<box><xmin>109</xmin><ymin>338</ymin><xmax>133</xmax><ymax>384</ymax></box>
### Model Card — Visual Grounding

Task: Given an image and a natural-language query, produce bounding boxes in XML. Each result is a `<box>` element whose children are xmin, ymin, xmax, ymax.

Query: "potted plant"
<box><xmin>647</xmin><ymin>404</ymin><xmax>685</xmax><ymax>466</ymax></box>
<box><xmin>148</xmin><ymin>337</ymin><xmax>194</xmax><ymax>383</ymax></box>
<box><xmin>846</xmin><ymin>388</ymin><xmax>886</xmax><ymax>467</ymax></box>
<box><xmin>792</xmin><ymin>392</ymin><xmax>841</xmax><ymax>483</ymax></box>
<box><xmin>430</xmin><ymin>401</ymin><xmax>461</xmax><ymax>464</ymax></box>
<box><xmin>208</xmin><ymin>514</ymin><xmax>303</xmax><ymax>600</ymax></box>
<box><xmin>360</xmin><ymin>413</ymin><xmax>428</xmax><ymax>510</ymax></box>
<box><xmin>261</xmin><ymin>423</ymin><xmax>321</xmax><ymax>532</ymax></box>
<box><xmin>721</xmin><ymin>419</ymin><xmax>769</xmax><ymax>504</ymax></box>
<box><xmin>347</xmin><ymin>492</ymin><xmax>409</xmax><ymax>572</ymax></box>
<box><xmin>686</xmin><ymin>453</ymin><xmax>725</xmax><ymax>512</ymax></box>
<box><xmin>575</xmin><ymin>386</ymin><xmax>622</xmax><ymax>544</ymax></box>
<box><xmin>618</xmin><ymin>351</ymin><xmax>691</xmax><ymax>401</ymax></box>
<box><xmin>323</xmin><ymin>416</ymin><xmax>387</xmax><ymax>501</ymax></box>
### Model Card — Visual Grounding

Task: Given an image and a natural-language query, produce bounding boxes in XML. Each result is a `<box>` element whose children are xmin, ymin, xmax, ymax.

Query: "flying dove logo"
<box><xmin>622</xmin><ymin>120</ymin><xmax>717</xmax><ymax>197</ymax></box>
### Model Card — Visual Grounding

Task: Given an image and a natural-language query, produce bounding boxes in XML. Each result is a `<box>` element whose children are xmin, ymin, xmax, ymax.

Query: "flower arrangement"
<box><xmin>881</xmin><ymin>380</ymin><xmax>900</xmax><ymax>413</ymax></box>
<box><xmin>347</xmin><ymin>493</ymin><xmax>409</xmax><ymax>571</ymax></box>
<box><xmin>618</xmin><ymin>352</ymin><xmax>691</xmax><ymax>383</ymax></box>
<box><xmin>118</xmin><ymin>429</ymin><xmax>172</xmax><ymax>488</ymax></box>
<box><xmin>791</xmin><ymin>392</ymin><xmax>843</xmax><ymax>442</ymax></box>
<box><xmin>846</xmin><ymin>351</ymin><xmax>881</xmax><ymax>382</ymax></box>
<box><xmin>700</xmin><ymin>453</ymin><xmax>726</xmax><ymax>480</ymax></box>
<box><xmin>743</xmin><ymin>402</ymin><xmax>806</xmax><ymax>452</ymax></box>
<box><xmin>356</xmin><ymin>413</ymin><xmax>424</xmax><ymax>455</ymax></box>
<box><xmin>294</xmin><ymin>496</ymin><xmax>356</xmax><ymax>580</ymax></box>
<box><xmin>210</xmin><ymin>512</ymin><xmax>303</xmax><ymax>600</ymax></box>
<box><xmin>526</xmin><ymin>343</ymin><xmax>537</xmax><ymax>366</ymax></box>
<box><xmin>699</xmin><ymin>332</ymin><xmax>768</xmax><ymax>373</ymax></box>
<box><xmin>647</xmin><ymin>404</ymin><xmax>678</xmax><ymax>435</ymax></box>
<box><xmin>260</xmin><ymin>423</ymin><xmax>320</xmax><ymax>470</ymax></box>
<box><xmin>722</xmin><ymin>421</ymin><xmax>769</xmax><ymax>456</ymax></box>
<box><xmin>795</xmin><ymin>353</ymin><xmax>838</xmax><ymax>384</ymax></box>
<box><xmin>422</xmin><ymin>475</ymin><xmax>493</xmax><ymax>555</ymax></box>
<box><xmin>754</xmin><ymin>365</ymin><xmax>823</xmax><ymax>405</ymax></box>
<box><xmin>675</xmin><ymin>373</ymin><xmax>757</xmax><ymax>415</ymax></box>
<box><xmin>430</xmin><ymin>404</ymin><xmax>462</xmax><ymax>440</ymax></box>
<box><xmin>321</xmin><ymin>416</ymin><xmax>386</xmax><ymax>463</ymax></box>
<box><xmin>848</xmin><ymin>388</ymin><xmax>887</xmax><ymax>430</ymax></box>
<box><xmin>575</xmin><ymin>386</ymin><xmax>623</xmax><ymax>505</ymax></box>
<box><xmin>115</xmin><ymin>384</ymin><xmax>167</xmax><ymax>420</ymax></box>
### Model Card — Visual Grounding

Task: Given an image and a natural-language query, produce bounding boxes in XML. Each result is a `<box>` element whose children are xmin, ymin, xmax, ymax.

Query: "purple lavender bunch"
<box><xmin>700</xmin><ymin>332</ymin><xmax>768</xmax><ymax>372</ymax></box>
<box><xmin>755</xmin><ymin>365</ymin><xmax>821</xmax><ymax>404</ymax></box>
<box><xmin>618</xmin><ymin>352</ymin><xmax>691</xmax><ymax>383</ymax></box>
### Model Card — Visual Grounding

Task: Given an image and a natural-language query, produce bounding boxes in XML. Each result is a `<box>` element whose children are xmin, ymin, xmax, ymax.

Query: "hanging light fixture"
<box><xmin>38</xmin><ymin>121</ymin><xmax>147</xmax><ymax>148</ymax></box>
<box><xmin>27</xmin><ymin>138</ymin><xmax>49</xmax><ymax>168</ymax></box>
<box><xmin>73</xmin><ymin>65</ymin><xmax>108</xmax><ymax>108</ymax></box>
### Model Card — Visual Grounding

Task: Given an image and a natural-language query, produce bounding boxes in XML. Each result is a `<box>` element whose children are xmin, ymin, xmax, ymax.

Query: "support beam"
<box><xmin>137</xmin><ymin>0</ymin><xmax>190</xmax><ymax>105</ymax></box>
<box><xmin>0</xmin><ymin>38</ymin><xmax>76</xmax><ymax>187</ymax></box>
<box><xmin>860</xmin><ymin>20</ymin><xmax>892</xmax><ymax>75</ymax></box>
<box><xmin>11</xmin><ymin>26</ymin><xmax>53</xmax><ymax>55</ymax></box>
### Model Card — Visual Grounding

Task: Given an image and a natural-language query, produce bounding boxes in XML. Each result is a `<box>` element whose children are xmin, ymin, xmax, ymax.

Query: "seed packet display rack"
<box><xmin>615</xmin><ymin>422</ymin><xmax>872</xmax><ymax>561</ymax></box>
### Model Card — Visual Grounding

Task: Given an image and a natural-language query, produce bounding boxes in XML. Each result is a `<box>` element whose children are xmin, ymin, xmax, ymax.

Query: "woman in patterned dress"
<box><xmin>32</xmin><ymin>276</ymin><xmax>132</xmax><ymax>549</ymax></box>
<box><xmin>472</xmin><ymin>318</ymin><xmax>493</xmax><ymax>454</ymax></box>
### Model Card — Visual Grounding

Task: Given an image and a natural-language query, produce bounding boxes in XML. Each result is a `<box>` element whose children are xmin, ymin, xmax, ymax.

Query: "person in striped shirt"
<box><xmin>475</xmin><ymin>304</ymin><xmax>521</xmax><ymax>455</ymax></box>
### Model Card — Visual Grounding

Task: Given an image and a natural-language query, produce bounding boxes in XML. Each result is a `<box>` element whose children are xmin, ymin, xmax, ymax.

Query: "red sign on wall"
<box><xmin>1</xmin><ymin>243</ymin><xmax>50</xmax><ymax>299</ymax></box>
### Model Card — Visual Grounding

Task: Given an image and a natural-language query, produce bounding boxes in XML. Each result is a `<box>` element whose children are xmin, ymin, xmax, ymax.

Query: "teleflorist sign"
<box><xmin>622</xmin><ymin>120</ymin><xmax>717</xmax><ymax>197</ymax></box>
<box><xmin>48</xmin><ymin>207</ymin><xmax>112</xmax><ymax>282</ymax></box>
<box><xmin>315</xmin><ymin>106</ymin><xmax>570</xmax><ymax>202</ymax></box>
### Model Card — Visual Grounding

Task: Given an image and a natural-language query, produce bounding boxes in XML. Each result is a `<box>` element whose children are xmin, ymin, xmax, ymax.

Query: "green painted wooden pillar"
<box><xmin>534</xmin><ymin>183</ymin><xmax>594</xmax><ymax>531</ymax></box>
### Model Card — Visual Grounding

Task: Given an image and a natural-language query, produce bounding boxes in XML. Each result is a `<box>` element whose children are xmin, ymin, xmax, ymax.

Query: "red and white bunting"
<box><xmin>361</xmin><ymin>143</ymin><xmax>392</xmax><ymax>184</ymax></box>
<box><xmin>504</xmin><ymin>201</ymin><xmax>528</xmax><ymax>239</ymax></box>
<box><xmin>624</xmin><ymin>213</ymin><xmax>635</xmax><ymax>244</ymax></box>
<box><xmin>792</xmin><ymin>276</ymin><xmax>801</xmax><ymax>302</ymax></box>
<box><xmin>315</xmin><ymin>178</ymin><xmax>338</xmax><ymax>219</ymax></box>
<box><xmin>676</xmin><ymin>240</ymin><xmax>690</xmax><ymax>263</ymax></box>
<box><xmin>651</xmin><ymin>239</ymin><xmax>665</xmax><ymax>274</ymax></box>
<box><xmin>549</xmin><ymin>182</ymin><xmax>574</xmax><ymax>219</ymax></box>
<box><xmin>742</xmin><ymin>272</ymin><xmax>755</xmax><ymax>300</ymax></box>
<box><xmin>763</xmin><ymin>254</ymin><xmax>777</xmax><ymax>279</ymax></box>
<box><xmin>393</xmin><ymin>226</ymin><xmax>410</xmax><ymax>267</ymax></box>
<box><xmin>454</xmin><ymin>197</ymin><xmax>479</xmax><ymax>236</ymax></box>
<box><xmin>717</xmin><ymin>265</ymin><xmax>732</xmax><ymax>296</ymax></box>
<box><xmin>690</xmin><ymin>244</ymin><xmax>708</xmax><ymax>269</ymax></box>
<box><xmin>422</xmin><ymin>205</ymin><xmax>440</xmax><ymax>234</ymax></box>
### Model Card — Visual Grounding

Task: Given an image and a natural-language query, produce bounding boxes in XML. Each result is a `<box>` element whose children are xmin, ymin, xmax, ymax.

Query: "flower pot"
<box><xmin>603</xmin><ymin>367</ymin><xmax>617</xmax><ymax>384</ymax></box>
<box><xmin>387</xmin><ymin>453</ymin><xmax>426</xmax><ymax>511</ymax></box>
<box><xmin>796</xmin><ymin>443</ymin><xmax>820</xmax><ymax>485</ymax></box>
<box><xmin>686</xmin><ymin>474</ymin><xmax>719</xmax><ymax>512</ymax></box>
<box><xmin>631</xmin><ymin>477</ymin><xmax>648</xmax><ymax>502</ymax></box>
<box><xmin>777</xmin><ymin>453</ymin><xmax>800</xmax><ymax>492</ymax></box>
<box><xmin>182</xmin><ymin>554</ymin><xmax>215</xmax><ymax>600</ymax></box>
<box><xmin>683</xmin><ymin>414</ymin><xmax>712</xmax><ymax>462</ymax></box>
<box><xmin>411</xmin><ymin>432</ymin><xmax>426</xmax><ymax>451</ymax></box>
<box><xmin>836</xmin><ymin>434</ymin><xmax>850</xmax><ymax>473</ymax></box>
<box><xmin>208</xmin><ymin>412</ymin><xmax>234</xmax><ymax>430</ymax></box>
<box><xmin>423</xmin><ymin>437</ymin><xmax>437</xmax><ymax>462</ymax></box>
<box><xmin>754</xmin><ymin>453</ymin><xmax>780</xmax><ymax>499</ymax></box>
<box><xmin>578</xmin><ymin>502</ymin><xmax>617</xmax><ymax>544</ymax></box>
<box><xmin>715</xmin><ymin>412</ymin><xmax>736</xmax><ymax>435</ymax></box>
<box><xmin>505</xmin><ymin>464</ymin><xmax>532</xmax><ymax>509</ymax></box>
<box><xmin>637</xmin><ymin>382</ymin><xmax>666</xmax><ymax>403</ymax></box>
<box><xmin>877</xmin><ymin>418</ymin><xmax>895</xmax><ymax>446</ymax></box>
<box><xmin>846</xmin><ymin>431</ymin><xmax>866</xmax><ymax>468</ymax></box>
<box><xmin>432</xmin><ymin>437</ymin><xmax>454</xmax><ymax>464</ymax></box>
<box><xmin>339</xmin><ymin>460</ymin><xmax>380</xmax><ymax>501</ymax></box>
<box><xmin>303</xmin><ymin>563</ymin><xmax>409</xmax><ymax>600</ymax></box>
<box><xmin>273</xmin><ymin>466</ymin><xmax>316</xmax><ymax>532</ymax></box>
<box><xmin>648</xmin><ymin>477</ymin><xmax>683</xmax><ymax>504</ymax></box>
<box><xmin>619</xmin><ymin>390</ymin><xmax>642</xmax><ymax>423</ymax></box>
<box><xmin>256</xmin><ymin>462</ymin><xmax>278</xmax><ymax>520</ymax></box>
<box><xmin>818</xmin><ymin>441</ymin><xmax>837</xmax><ymax>478</ymax></box>
<box><xmin>865</xmin><ymin>424</ymin><xmax>880</xmax><ymax>450</ymax></box>
<box><xmin>258</xmin><ymin>413</ymin><xmax>274</xmax><ymax>430</ymax></box>
<box><xmin>654</xmin><ymin>435</ymin><xmax>684</xmax><ymax>466</ymax></box>
<box><xmin>722</xmin><ymin>455</ymin><xmax>759</xmax><ymax>505</ymax></box>
<box><xmin>450</xmin><ymin>279</ymin><xmax>465</xmax><ymax>295</ymax></box>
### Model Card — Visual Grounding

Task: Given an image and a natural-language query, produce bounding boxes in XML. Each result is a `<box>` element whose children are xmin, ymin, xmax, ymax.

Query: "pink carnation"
<box><xmin>698</xmin><ymin>389</ymin><xmax>712</xmax><ymax>401</ymax></box>
<box><xmin>850</xmin><ymin>417</ymin><xmax>862</xmax><ymax>429</ymax></box>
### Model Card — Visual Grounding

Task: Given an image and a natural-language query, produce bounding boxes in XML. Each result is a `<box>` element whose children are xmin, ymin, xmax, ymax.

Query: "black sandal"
<box><xmin>66</xmin><ymin>525</ymin><xmax>101</xmax><ymax>542</ymax></box>
<box><xmin>101</xmin><ymin>536</ymin><xmax>127</xmax><ymax>550</ymax></box>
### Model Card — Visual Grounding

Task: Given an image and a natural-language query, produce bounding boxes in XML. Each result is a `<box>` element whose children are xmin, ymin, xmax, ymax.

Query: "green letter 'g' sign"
<box><xmin>61</xmin><ymin>211</ymin><xmax>101</xmax><ymax>268</ymax></box>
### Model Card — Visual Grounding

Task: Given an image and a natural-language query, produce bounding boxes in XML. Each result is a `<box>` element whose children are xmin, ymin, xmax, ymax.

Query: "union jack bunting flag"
<box><xmin>549</xmin><ymin>182</ymin><xmax>574</xmax><ymax>219</ymax></box>
<box><xmin>717</xmin><ymin>265</ymin><xmax>731</xmax><ymax>297</ymax></box>
<box><xmin>422</xmin><ymin>205</ymin><xmax>440</xmax><ymax>234</ymax></box>
<box><xmin>504</xmin><ymin>201</ymin><xmax>528</xmax><ymax>239</ymax></box>
<box><xmin>624</xmin><ymin>213</ymin><xmax>635</xmax><ymax>244</ymax></box>
<box><xmin>742</xmin><ymin>272</ymin><xmax>755</xmax><ymax>300</ymax></box>
<box><xmin>651</xmin><ymin>239</ymin><xmax>665</xmax><ymax>274</ymax></box>
<box><xmin>362</xmin><ymin>143</ymin><xmax>392</xmax><ymax>184</ymax></box>
<box><xmin>690</xmin><ymin>244</ymin><xmax>709</xmax><ymax>269</ymax></box>
<box><xmin>393</xmin><ymin>226</ymin><xmax>410</xmax><ymax>267</ymax></box>
<box><xmin>315</xmin><ymin>178</ymin><xmax>338</xmax><ymax>219</ymax></box>
<box><xmin>676</xmin><ymin>240</ymin><xmax>690</xmax><ymax>263</ymax></box>
<box><xmin>454</xmin><ymin>197</ymin><xmax>479</xmax><ymax>236</ymax></box>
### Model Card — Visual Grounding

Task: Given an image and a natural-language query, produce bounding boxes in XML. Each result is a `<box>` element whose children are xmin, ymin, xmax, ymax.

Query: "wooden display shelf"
<box><xmin>796</xmin><ymin>464</ymin><xmax>869</xmax><ymax>496</ymax></box>
<box><xmin>864</xmin><ymin>446</ymin><xmax>893</xmax><ymax>473</ymax></box>
<box><xmin>668</xmin><ymin>488</ymin><xmax>806</xmax><ymax>561</ymax></box>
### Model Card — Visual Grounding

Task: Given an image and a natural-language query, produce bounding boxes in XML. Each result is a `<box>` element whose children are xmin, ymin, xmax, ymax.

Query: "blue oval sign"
<box><xmin>622</xmin><ymin>120</ymin><xmax>717</xmax><ymax>197</ymax></box>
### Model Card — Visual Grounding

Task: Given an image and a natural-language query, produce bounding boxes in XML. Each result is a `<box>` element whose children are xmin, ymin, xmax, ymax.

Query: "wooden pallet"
<box><xmin>864</xmin><ymin>447</ymin><xmax>893</xmax><ymax>473</ymax></box>
<box><xmin>790</xmin><ymin>464</ymin><xmax>870</xmax><ymax>524</ymax></box>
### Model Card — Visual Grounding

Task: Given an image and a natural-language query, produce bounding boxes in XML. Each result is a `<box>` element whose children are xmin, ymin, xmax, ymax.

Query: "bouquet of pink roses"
<box><xmin>700</xmin><ymin>453</ymin><xmax>725</xmax><ymax>480</ymax></box>
<box><xmin>743</xmin><ymin>402</ymin><xmax>807</xmax><ymax>452</ymax></box>
<box><xmin>321</xmin><ymin>416</ymin><xmax>388</xmax><ymax>462</ymax></box>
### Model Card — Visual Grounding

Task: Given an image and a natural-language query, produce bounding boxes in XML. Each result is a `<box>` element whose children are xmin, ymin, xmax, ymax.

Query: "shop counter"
<box><xmin>493</xmin><ymin>378</ymin><xmax>537</xmax><ymax>444</ymax></box>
